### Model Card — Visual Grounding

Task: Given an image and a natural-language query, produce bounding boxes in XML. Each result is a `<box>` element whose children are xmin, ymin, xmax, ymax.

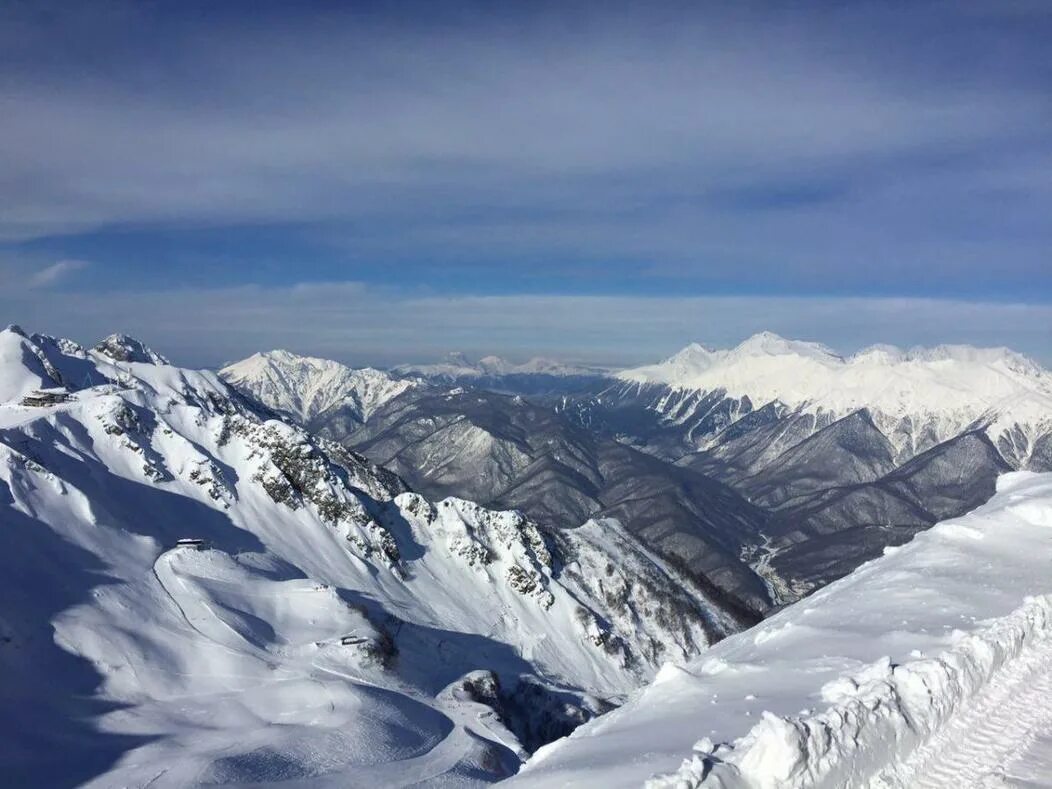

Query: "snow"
<box><xmin>0</xmin><ymin>327</ymin><xmax>729</xmax><ymax>787</ymax></box>
<box><xmin>0</xmin><ymin>324</ymin><xmax>60</xmax><ymax>403</ymax></box>
<box><xmin>618</xmin><ymin>332</ymin><xmax>1052</xmax><ymax>462</ymax></box>
<box><xmin>510</xmin><ymin>471</ymin><xmax>1052</xmax><ymax>789</ymax></box>
<box><xmin>620</xmin><ymin>333</ymin><xmax>1052</xmax><ymax>423</ymax></box>
<box><xmin>8</xmin><ymin>325</ymin><xmax>1052</xmax><ymax>787</ymax></box>
<box><xmin>220</xmin><ymin>349</ymin><xmax>415</xmax><ymax>423</ymax></box>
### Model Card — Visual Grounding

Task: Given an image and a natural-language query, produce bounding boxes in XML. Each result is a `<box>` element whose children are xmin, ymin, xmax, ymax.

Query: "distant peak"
<box><xmin>444</xmin><ymin>351</ymin><xmax>474</xmax><ymax>366</ymax></box>
<box><xmin>667</xmin><ymin>342</ymin><xmax>716</xmax><ymax>361</ymax></box>
<box><xmin>906</xmin><ymin>344</ymin><xmax>1032</xmax><ymax>366</ymax></box>
<box><xmin>655</xmin><ymin>343</ymin><xmax>719</xmax><ymax>374</ymax></box>
<box><xmin>257</xmin><ymin>349</ymin><xmax>330</xmax><ymax>365</ymax></box>
<box><xmin>93</xmin><ymin>334</ymin><xmax>170</xmax><ymax>365</ymax></box>
<box><xmin>732</xmin><ymin>332</ymin><xmax>839</xmax><ymax>360</ymax></box>
<box><xmin>850</xmin><ymin>344</ymin><xmax>905</xmax><ymax>363</ymax></box>
<box><xmin>4</xmin><ymin>324</ymin><xmax>26</xmax><ymax>337</ymax></box>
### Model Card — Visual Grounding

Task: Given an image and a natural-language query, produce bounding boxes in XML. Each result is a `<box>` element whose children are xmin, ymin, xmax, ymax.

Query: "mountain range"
<box><xmin>5</xmin><ymin>325</ymin><xmax>1049</xmax><ymax>786</ymax></box>
<box><xmin>222</xmin><ymin>335</ymin><xmax>1051</xmax><ymax>605</ymax></box>
<box><xmin>0</xmin><ymin>325</ymin><xmax>741</xmax><ymax>786</ymax></box>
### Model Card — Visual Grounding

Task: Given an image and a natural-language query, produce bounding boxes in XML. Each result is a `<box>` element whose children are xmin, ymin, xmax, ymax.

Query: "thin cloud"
<box><xmin>0</xmin><ymin>3</ymin><xmax>1049</xmax><ymax>285</ymax></box>
<box><xmin>28</xmin><ymin>259</ymin><xmax>90</xmax><ymax>288</ymax></box>
<box><xmin>1</xmin><ymin>280</ymin><xmax>1048</xmax><ymax>369</ymax></box>
<box><xmin>0</xmin><ymin>3</ymin><xmax>1048</xmax><ymax>332</ymax></box>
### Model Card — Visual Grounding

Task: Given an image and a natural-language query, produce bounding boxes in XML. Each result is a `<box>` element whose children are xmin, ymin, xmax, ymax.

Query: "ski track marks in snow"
<box><xmin>511</xmin><ymin>473</ymin><xmax>1052</xmax><ymax>789</ymax></box>
<box><xmin>878</xmin><ymin>631</ymin><xmax>1052</xmax><ymax>789</ymax></box>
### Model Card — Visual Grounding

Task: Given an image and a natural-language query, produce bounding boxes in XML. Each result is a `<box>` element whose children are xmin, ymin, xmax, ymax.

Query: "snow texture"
<box><xmin>221</xmin><ymin>348</ymin><xmax>415</xmax><ymax>424</ymax></box>
<box><xmin>619</xmin><ymin>332</ymin><xmax>1052</xmax><ymax>464</ymax></box>
<box><xmin>0</xmin><ymin>326</ymin><xmax>730</xmax><ymax>787</ymax></box>
<box><xmin>511</xmin><ymin>471</ymin><xmax>1052</xmax><ymax>789</ymax></box>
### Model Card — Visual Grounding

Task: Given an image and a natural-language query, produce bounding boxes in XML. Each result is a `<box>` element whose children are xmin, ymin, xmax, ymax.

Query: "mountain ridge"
<box><xmin>619</xmin><ymin>333</ymin><xmax>1052</xmax><ymax>433</ymax></box>
<box><xmin>0</xmin><ymin>325</ymin><xmax>743</xmax><ymax>785</ymax></box>
<box><xmin>220</xmin><ymin>349</ymin><xmax>414</xmax><ymax>426</ymax></box>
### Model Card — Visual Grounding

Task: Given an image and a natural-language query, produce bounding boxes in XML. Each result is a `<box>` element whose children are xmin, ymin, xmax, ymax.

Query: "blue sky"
<box><xmin>1</xmin><ymin>0</ymin><xmax>1050</xmax><ymax>366</ymax></box>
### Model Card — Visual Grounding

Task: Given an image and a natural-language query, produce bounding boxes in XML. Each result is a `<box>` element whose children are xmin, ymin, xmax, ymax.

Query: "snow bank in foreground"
<box><xmin>652</xmin><ymin>594</ymin><xmax>1052</xmax><ymax>788</ymax></box>
<box><xmin>511</xmin><ymin>472</ymin><xmax>1052</xmax><ymax>788</ymax></box>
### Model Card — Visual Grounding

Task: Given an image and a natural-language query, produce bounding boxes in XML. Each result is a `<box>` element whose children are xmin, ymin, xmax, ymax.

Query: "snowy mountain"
<box><xmin>344</xmin><ymin>386</ymin><xmax>772</xmax><ymax>614</ymax></box>
<box><xmin>541</xmin><ymin>334</ymin><xmax>1048</xmax><ymax>600</ymax></box>
<box><xmin>618</xmin><ymin>332</ymin><xmax>1052</xmax><ymax>464</ymax></box>
<box><xmin>224</xmin><ymin>338</ymin><xmax>1049</xmax><ymax>612</ymax></box>
<box><xmin>222</xmin><ymin>351</ymin><xmax>771</xmax><ymax>613</ymax></box>
<box><xmin>220</xmin><ymin>349</ymin><xmax>414</xmax><ymax>427</ymax></box>
<box><xmin>511</xmin><ymin>471</ymin><xmax>1052</xmax><ymax>789</ymax></box>
<box><xmin>0</xmin><ymin>326</ymin><xmax>742</xmax><ymax>787</ymax></box>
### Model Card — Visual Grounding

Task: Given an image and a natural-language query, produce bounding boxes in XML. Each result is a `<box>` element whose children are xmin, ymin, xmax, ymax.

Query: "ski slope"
<box><xmin>0</xmin><ymin>326</ymin><xmax>737</xmax><ymax>787</ymax></box>
<box><xmin>511</xmin><ymin>472</ymin><xmax>1052</xmax><ymax>789</ymax></box>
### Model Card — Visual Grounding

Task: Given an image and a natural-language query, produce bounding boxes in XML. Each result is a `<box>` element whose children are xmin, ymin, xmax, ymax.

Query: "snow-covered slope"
<box><xmin>339</xmin><ymin>386</ymin><xmax>772</xmax><ymax>614</ymax></box>
<box><xmin>220</xmin><ymin>349</ymin><xmax>414</xmax><ymax>426</ymax></box>
<box><xmin>0</xmin><ymin>326</ymin><xmax>737</xmax><ymax>787</ymax></box>
<box><xmin>511</xmin><ymin>471</ymin><xmax>1052</xmax><ymax>788</ymax></box>
<box><xmin>619</xmin><ymin>332</ymin><xmax>1052</xmax><ymax>463</ymax></box>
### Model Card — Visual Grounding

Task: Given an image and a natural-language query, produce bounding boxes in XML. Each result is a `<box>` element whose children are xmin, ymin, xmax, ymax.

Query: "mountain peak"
<box><xmin>618</xmin><ymin>334</ymin><xmax>1052</xmax><ymax>425</ymax></box>
<box><xmin>93</xmin><ymin>334</ymin><xmax>170</xmax><ymax>365</ymax></box>
<box><xmin>666</xmin><ymin>342</ymin><xmax>716</xmax><ymax>362</ymax></box>
<box><xmin>221</xmin><ymin>349</ymin><xmax>413</xmax><ymax>423</ymax></box>
<box><xmin>850</xmin><ymin>344</ymin><xmax>906</xmax><ymax>364</ymax></box>
<box><xmin>730</xmin><ymin>332</ymin><xmax>839</xmax><ymax>361</ymax></box>
<box><xmin>252</xmin><ymin>348</ymin><xmax>347</xmax><ymax>370</ymax></box>
<box><xmin>443</xmin><ymin>351</ymin><xmax>474</xmax><ymax>366</ymax></box>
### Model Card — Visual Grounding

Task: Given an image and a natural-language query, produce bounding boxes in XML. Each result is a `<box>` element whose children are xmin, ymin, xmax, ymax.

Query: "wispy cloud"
<box><xmin>0</xmin><ymin>2</ymin><xmax>1048</xmax><ymax>359</ymax></box>
<box><xmin>1</xmin><ymin>280</ymin><xmax>1049</xmax><ymax>369</ymax></box>
<box><xmin>0</xmin><ymin>1</ymin><xmax>1048</xmax><ymax>301</ymax></box>
<box><xmin>27</xmin><ymin>259</ymin><xmax>89</xmax><ymax>288</ymax></box>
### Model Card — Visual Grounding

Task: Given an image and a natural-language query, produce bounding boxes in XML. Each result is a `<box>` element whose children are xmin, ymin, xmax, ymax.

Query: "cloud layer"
<box><xmin>1</xmin><ymin>2</ymin><xmax>1049</xmax><ymax>359</ymax></box>
<box><xmin>3</xmin><ymin>5</ymin><xmax>1051</xmax><ymax>275</ymax></box>
<box><xmin>4</xmin><ymin>280</ymin><xmax>1050</xmax><ymax>369</ymax></box>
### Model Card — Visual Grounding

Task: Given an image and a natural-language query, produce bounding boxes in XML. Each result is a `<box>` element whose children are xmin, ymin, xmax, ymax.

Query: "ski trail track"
<box><xmin>879</xmin><ymin>634</ymin><xmax>1052</xmax><ymax>788</ymax></box>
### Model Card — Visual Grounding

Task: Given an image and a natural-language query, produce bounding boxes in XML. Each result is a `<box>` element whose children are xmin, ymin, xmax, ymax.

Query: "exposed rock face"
<box><xmin>225</xmin><ymin>338</ymin><xmax>1052</xmax><ymax>614</ymax></box>
<box><xmin>0</xmin><ymin>326</ymin><xmax>745</xmax><ymax>785</ymax></box>
<box><xmin>221</xmin><ymin>349</ymin><xmax>413</xmax><ymax>428</ymax></box>
<box><xmin>93</xmin><ymin>333</ymin><xmax>171</xmax><ymax>365</ymax></box>
<box><xmin>345</xmin><ymin>386</ymin><xmax>772</xmax><ymax>613</ymax></box>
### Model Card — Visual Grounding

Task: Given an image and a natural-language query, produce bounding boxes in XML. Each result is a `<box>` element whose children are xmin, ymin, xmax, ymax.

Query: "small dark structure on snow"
<box><xmin>340</xmin><ymin>634</ymin><xmax>368</xmax><ymax>646</ymax></box>
<box><xmin>21</xmin><ymin>388</ymin><xmax>72</xmax><ymax>407</ymax></box>
<box><xmin>174</xmin><ymin>538</ymin><xmax>207</xmax><ymax>550</ymax></box>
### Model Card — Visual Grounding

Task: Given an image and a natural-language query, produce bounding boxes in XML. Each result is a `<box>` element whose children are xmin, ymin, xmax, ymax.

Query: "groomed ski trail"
<box><xmin>875</xmin><ymin>633</ymin><xmax>1052</xmax><ymax>788</ymax></box>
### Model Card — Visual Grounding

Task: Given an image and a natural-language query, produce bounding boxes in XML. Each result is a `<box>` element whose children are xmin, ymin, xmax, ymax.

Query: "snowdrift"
<box><xmin>512</xmin><ymin>472</ymin><xmax>1052</xmax><ymax>788</ymax></box>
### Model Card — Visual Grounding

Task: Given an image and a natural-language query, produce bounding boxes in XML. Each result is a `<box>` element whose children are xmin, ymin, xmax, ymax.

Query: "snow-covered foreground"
<box><xmin>0</xmin><ymin>327</ymin><xmax>739</xmax><ymax>787</ymax></box>
<box><xmin>512</xmin><ymin>472</ymin><xmax>1052</xmax><ymax>788</ymax></box>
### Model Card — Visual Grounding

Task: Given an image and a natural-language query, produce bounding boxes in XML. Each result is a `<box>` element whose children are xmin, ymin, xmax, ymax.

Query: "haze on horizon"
<box><xmin>1</xmin><ymin>0</ymin><xmax>1050</xmax><ymax>367</ymax></box>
